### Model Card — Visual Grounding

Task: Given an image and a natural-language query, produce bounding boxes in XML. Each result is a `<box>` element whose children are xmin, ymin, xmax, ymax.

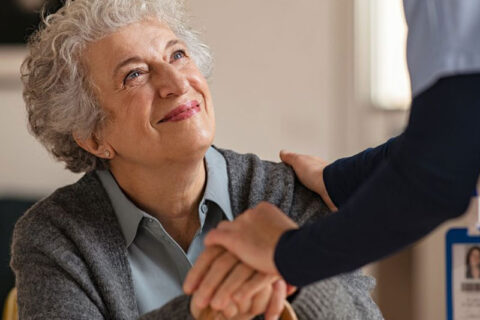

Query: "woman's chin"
<box><xmin>164</xmin><ymin>133</ymin><xmax>214</xmax><ymax>161</ymax></box>
<box><xmin>173</xmin><ymin>122</ymin><xmax>215</xmax><ymax>150</ymax></box>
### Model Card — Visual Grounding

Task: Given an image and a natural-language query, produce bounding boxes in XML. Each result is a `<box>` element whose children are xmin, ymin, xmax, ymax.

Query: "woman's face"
<box><xmin>470</xmin><ymin>249</ymin><xmax>480</xmax><ymax>267</ymax></box>
<box><xmin>83</xmin><ymin>20</ymin><xmax>215</xmax><ymax>168</ymax></box>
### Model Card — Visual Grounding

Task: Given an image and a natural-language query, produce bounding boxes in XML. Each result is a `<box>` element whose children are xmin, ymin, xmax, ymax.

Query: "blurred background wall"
<box><xmin>1</xmin><ymin>0</ymin><xmax>478</xmax><ymax>319</ymax></box>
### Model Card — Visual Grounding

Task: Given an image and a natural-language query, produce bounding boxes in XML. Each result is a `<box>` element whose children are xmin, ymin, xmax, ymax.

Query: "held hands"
<box><xmin>185</xmin><ymin>246</ymin><xmax>287</xmax><ymax>320</ymax></box>
<box><xmin>184</xmin><ymin>203</ymin><xmax>298</xmax><ymax>319</ymax></box>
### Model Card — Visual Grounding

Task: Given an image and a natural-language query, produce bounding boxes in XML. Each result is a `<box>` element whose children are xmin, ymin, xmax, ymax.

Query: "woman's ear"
<box><xmin>73</xmin><ymin>132</ymin><xmax>114</xmax><ymax>160</ymax></box>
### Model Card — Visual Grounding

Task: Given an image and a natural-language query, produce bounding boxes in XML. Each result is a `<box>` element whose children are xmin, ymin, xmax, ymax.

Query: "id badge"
<box><xmin>446</xmin><ymin>228</ymin><xmax>480</xmax><ymax>320</ymax></box>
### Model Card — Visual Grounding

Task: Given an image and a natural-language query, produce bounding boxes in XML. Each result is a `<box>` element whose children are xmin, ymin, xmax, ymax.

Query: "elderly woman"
<box><xmin>11</xmin><ymin>0</ymin><xmax>383</xmax><ymax>319</ymax></box>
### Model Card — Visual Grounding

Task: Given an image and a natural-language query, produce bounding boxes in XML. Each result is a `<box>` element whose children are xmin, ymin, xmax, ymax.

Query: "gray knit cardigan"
<box><xmin>11</xmin><ymin>148</ymin><xmax>383</xmax><ymax>320</ymax></box>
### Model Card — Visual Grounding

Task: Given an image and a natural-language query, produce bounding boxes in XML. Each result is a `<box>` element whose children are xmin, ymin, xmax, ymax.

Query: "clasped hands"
<box><xmin>184</xmin><ymin>202</ymin><xmax>297</xmax><ymax>320</ymax></box>
<box><xmin>183</xmin><ymin>151</ymin><xmax>337</xmax><ymax>319</ymax></box>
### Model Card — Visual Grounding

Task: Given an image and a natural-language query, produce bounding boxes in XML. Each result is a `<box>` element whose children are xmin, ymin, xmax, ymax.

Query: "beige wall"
<box><xmin>0</xmin><ymin>47</ymin><xmax>81</xmax><ymax>197</ymax></box>
<box><xmin>0</xmin><ymin>1</ymin><xmax>472</xmax><ymax>319</ymax></box>
<box><xmin>187</xmin><ymin>0</ymin><xmax>337</xmax><ymax>160</ymax></box>
<box><xmin>1</xmin><ymin>1</ymin><xmax>361</xmax><ymax>192</ymax></box>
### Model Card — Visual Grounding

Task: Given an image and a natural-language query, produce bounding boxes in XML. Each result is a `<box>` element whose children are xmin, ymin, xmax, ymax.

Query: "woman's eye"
<box><xmin>172</xmin><ymin>50</ymin><xmax>186</xmax><ymax>61</ymax></box>
<box><xmin>124</xmin><ymin>70</ymin><xmax>141</xmax><ymax>84</ymax></box>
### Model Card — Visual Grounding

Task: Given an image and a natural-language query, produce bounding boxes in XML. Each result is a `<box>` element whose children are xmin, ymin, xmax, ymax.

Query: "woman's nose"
<box><xmin>154</xmin><ymin>63</ymin><xmax>188</xmax><ymax>98</ymax></box>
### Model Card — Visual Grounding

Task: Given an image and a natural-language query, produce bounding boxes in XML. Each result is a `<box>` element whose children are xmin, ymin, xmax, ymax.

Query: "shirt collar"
<box><xmin>96</xmin><ymin>169</ymin><xmax>145</xmax><ymax>247</ymax></box>
<box><xmin>203</xmin><ymin>147</ymin><xmax>233</xmax><ymax>221</ymax></box>
<box><xmin>96</xmin><ymin>146</ymin><xmax>233</xmax><ymax>247</ymax></box>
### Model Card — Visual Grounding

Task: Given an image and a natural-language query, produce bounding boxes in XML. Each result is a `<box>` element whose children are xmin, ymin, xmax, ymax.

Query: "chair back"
<box><xmin>2</xmin><ymin>288</ymin><xmax>17</xmax><ymax>320</ymax></box>
<box><xmin>0</xmin><ymin>198</ymin><xmax>35</xmax><ymax>305</ymax></box>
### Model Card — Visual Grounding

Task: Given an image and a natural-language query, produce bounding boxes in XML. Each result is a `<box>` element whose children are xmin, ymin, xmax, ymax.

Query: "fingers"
<box><xmin>184</xmin><ymin>246</ymin><xmax>225</xmax><ymax>294</ymax></box>
<box><xmin>191</xmin><ymin>250</ymin><xmax>239</xmax><ymax>309</ymax></box>
<box><xmin>213</xmin><ymin>270</ymin><xmax>278</xmax><ymax>318</ymax></box>
<box><xmin>210</xmin><ymin>262</ymin><xmax>255</xmax><ymax>310</ymax></box>
<box><xmin>223</xmin><ymin>277</ymin><xmax>288</xmax><ymax>320</ymax></box>
<box><xmin>250</xmin><ymin>285</ymin><xmax>272</xmax><ymax>316</ymax></box>
<box><xmin>233</xmin><ymin>273</ymin><xmax>277</xmax><ymax>304</ymax></box>
<box><xmin>230</xmin><ymin>283</ymin><xmax>272</xmax><ymax>320</ymax></box>
<box><xmin>286</xmin><ymin>284</ymin><xmax>298</xmax><ymax>296</ymax></box>
<box><xmin>265</xmin><ymin>280</ymin><xmax>287</xmax><ymax>320</ymax></box>
<box><xmin>194</xmin><ymin>267</ymin><xmax>287</xmax><ymax>319</ymax></box>
<box><xmin>280</xmin><ymin>149</ymin><xmax>325</xmax><ymax>165</ymax></box>
<box><xmin>235</xmin><ymin>289</ymin><xmax>253</xmax><ymax>315</ymax></box>
<box><xmin>221</xmin><ymin>302</ymin><xmax>239</xmax><ymax>319</ymax></box>
<box><xmin>279</xmin><ymin>150</ymin><xmax>338</xmax><ymax>212</ymax></box>
<box><xmin>279</xmin><ymin>149</ymin><xmax>297</xmax><ymax>166</ymax></box>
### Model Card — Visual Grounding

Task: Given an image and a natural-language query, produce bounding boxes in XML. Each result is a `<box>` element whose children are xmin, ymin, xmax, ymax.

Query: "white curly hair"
<box><xmin>22</xmin><ymin>0</ymin><xmax>213</xmax><ymax>173</ymax></box>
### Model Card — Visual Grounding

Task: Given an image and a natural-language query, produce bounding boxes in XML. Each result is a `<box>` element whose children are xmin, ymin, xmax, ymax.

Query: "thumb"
<box><xmin>279</xmin><ymin>150</ymin><xmax>297</xmax><ymax>166</ymax></box>
<box><xmin>286</xmin><ymin>284</ymin><xmax>297</xmax><ymax>296</ymax></box>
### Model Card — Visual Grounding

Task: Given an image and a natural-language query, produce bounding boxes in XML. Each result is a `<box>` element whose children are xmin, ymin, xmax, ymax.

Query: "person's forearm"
<box><xmin>323</xmin><ymin>136</ymin><xmax>399</xmax><ymax>207</ymax></box>
<box><xmin>275</xmin><ymin>73</ymin><xmax>480</xmax><ymax>286</ymax></box>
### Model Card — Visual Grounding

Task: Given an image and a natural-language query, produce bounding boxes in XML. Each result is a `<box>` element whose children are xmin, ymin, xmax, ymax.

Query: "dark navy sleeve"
<box><xmin>323</xmin><ymin>136</ymin><xmax>399</xmax><ymax>207</ymax></box>
<box><xmin>275</xmin><ymin>73</ymin><xmax>480</xmax><ymax>286</ymax></box>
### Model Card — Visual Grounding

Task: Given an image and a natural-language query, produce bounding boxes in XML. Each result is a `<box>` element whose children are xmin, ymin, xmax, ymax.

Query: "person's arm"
<box><xmin>280</xmin><ymin>137</ymin><xmax>399</xmax><ymax>211</ymax></box>
<box><xmin>198</xmin><ymin>74</ymin><xmax>480</xmax><ymax>287</ymax></box>
<box><xmin>323</xmin><ymin>136</ymin><xmax>399</xmax><ymax>207</ymax></box>
<box><xmin>275</xmin><ymin>73</ymin><xmax>480</xmax><ymax>285</ymax></box>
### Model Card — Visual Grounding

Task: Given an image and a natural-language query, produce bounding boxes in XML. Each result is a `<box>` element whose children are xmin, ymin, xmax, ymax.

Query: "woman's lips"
<box><xmin>158</xmin><ymin>100</ymin><xmax>201</xmax><ymax>123</ymax></box>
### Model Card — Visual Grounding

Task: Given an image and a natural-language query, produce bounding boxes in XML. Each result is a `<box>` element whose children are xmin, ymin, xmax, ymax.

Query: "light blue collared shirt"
<box><xmin>96</xmin><ymin>147</ymin><xmax>233</xmax><ymax>315</ymax></box>
<box><xmin>404</xmin><ymin>0</ymin><xmax>480</xmax><ymax>95</ymax></box>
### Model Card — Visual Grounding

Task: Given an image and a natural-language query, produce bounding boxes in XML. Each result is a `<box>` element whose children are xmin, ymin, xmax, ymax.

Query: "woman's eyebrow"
<box><xmin>165</xmin><ymin>39</ymin><xmax>185</xmax><ymax>49</ymax></box>
<box><xmin>113</xmin><ymin>56</ymin><xmax>143</xmax><ymax>78</ymax></box>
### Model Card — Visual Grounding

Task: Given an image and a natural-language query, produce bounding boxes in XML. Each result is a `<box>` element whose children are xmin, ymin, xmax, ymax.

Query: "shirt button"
<box><xmin>201</xmin><ymin>203</ymin><xmax>208</xmax><ymax>214</ymax></box>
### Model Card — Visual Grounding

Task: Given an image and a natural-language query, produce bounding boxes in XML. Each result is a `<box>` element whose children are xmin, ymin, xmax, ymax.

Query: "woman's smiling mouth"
<box><xmin>158</xmin><ymin>100</ymin><xmax>201</xmax><ymax>123</ymax></box>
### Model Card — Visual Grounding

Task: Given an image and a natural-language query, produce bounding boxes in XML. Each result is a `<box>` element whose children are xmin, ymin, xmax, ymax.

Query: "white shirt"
<box><xmin>404</xmin><ymin>0</ymin><xmax>480</xmax><ymax>95</ymax></box>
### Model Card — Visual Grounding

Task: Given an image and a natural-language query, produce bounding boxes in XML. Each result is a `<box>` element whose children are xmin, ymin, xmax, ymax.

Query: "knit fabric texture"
<box><xmin>11</xmin><ymin>147</ymin><xmax>383</xmax><ymax>319</ymax></box>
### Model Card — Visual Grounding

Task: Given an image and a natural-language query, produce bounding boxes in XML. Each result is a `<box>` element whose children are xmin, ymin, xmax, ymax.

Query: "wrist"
<box><xmin>273</xmin><ymin>228</ymin><xmax>301</xmax><ymax>285</ymax></box>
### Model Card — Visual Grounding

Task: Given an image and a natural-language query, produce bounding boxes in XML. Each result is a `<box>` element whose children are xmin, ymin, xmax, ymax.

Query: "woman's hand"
<box><xmin>280</xmin><ymin>150</ymin><xmax>338</xmax><ymax>211</ymax></box>
<box><xmin>185</xmin><ymin>246</ymin><xmax>287</xmax><ymax>320</ymax></box>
